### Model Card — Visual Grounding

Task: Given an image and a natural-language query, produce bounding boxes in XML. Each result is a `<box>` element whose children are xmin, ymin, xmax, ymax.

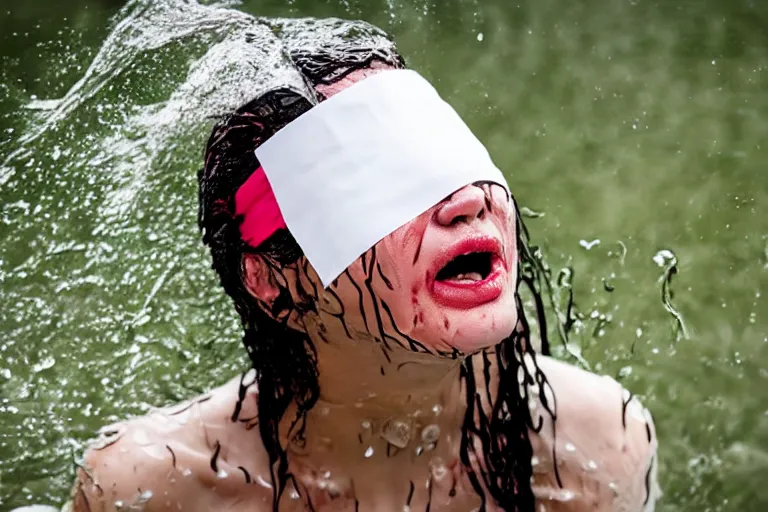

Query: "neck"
<box><xmin>278</xmin><ymin>313</ymin><xmax>480</xmax><ymax>480</ymax></box>
<box><xmin>316</xmin><ymin>334</ymin><xmax>463</xmax><ymax>413</ymax></box>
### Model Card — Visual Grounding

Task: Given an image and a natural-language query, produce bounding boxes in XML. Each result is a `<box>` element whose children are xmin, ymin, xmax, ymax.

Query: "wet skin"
<box><xmin>72</xmin><ymin>357</ymin><xmax>658</xmax><ymax>511</ymax></box>
<box><xmin>72</xmin><ymin>184</ymin><xmax>659</xmax><ymax>511</ymax></box>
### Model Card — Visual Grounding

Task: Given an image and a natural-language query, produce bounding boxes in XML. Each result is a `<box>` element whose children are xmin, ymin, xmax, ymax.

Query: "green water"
<box><xmin>0</xmin><ymin>0</ymin><xmax>766</xmax><ymax>510</ymax></box>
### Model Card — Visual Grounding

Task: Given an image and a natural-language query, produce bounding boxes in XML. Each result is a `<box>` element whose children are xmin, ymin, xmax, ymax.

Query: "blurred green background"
<box><xmin>0</xmin><ymin>0</ymin><xmax>766</xmax><ymax>510</ymax></box>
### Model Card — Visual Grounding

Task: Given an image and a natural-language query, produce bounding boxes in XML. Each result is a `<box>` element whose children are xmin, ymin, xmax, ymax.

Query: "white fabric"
<box><xmin>255</xmin><ymin>69</ymin><xmax>508</xmax><ymax>287</ymax></box>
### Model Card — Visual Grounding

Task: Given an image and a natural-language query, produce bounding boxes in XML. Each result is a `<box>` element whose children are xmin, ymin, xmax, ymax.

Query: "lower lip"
<box><xmin>429</xmin><ymin>263</ymin><xmax>506</xmax><ymax>310</ymax></box>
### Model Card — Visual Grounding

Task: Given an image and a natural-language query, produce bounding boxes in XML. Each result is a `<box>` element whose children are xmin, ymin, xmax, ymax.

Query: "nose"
<box><xmin>435</xmin><ymin>185</ymin><xmax>486</xmax><ymax>227</ymax></box>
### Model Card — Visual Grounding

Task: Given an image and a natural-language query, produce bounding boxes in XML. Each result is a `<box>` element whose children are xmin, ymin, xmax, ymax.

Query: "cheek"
<box><xmin>374</xmin><ymin>243</ymin><xmax>421</xmax><ymax>318</ymax></box>
<box><xmin>375</xmin><ymin>218</ymin><xmax>430</xmax><ymax>295</ymax></box>
<box><xmin>493</xmin><ymin>203</ymin><xmax>517</xmax><ymax>262</ymax></box>
<box><xmin>437</xmin><ymin>293</ymin><xmax>519</xmax><ymax>352</ymax></box>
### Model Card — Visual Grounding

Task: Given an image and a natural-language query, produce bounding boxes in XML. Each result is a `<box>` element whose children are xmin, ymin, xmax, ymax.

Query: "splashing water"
<box><xmin>2</xmin><ymin>0</ymin><xmax>768</xmax><ymax>510</ymax></box>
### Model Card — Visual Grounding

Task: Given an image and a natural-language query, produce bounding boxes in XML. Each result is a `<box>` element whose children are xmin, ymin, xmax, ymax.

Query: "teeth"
<box><xmin>452</xmin><ymin>272</ymin><xmax>483</xmax><ymax>282</ymax></box>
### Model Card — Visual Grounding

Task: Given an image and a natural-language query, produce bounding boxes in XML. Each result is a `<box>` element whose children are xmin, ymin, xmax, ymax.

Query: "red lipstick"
<box><xmin>427</xmin><ymin>235</ymin><xmax>506</xmax><ymax>310</ymax></box>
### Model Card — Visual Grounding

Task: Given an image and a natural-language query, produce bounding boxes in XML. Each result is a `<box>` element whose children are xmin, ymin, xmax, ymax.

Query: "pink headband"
<box><xmin>234</xmin><ymin>166</ymin><xmax>286</xmax><ymax>248</ymax></box>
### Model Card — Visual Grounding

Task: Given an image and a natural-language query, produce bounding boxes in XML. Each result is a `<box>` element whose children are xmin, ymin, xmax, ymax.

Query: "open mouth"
<box><xmin>435</xmin><ymin>251</ymin><xmax>494</xmax><ymax>283</ymax></box>
<box><xmin>428</xmin><ymin>236</ymin><xmax>506</xmax><ymax>310</ymax></box>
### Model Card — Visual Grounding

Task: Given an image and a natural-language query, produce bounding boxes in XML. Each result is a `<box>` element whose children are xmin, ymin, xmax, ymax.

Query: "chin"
<box><xmin>437</xmin><ymin>291</ymin><xmax>518</xmax><ymax>354</ymax></box>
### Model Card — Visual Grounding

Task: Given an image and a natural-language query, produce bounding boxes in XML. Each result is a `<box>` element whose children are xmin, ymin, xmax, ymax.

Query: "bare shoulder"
<box><xmin>529</xmin><ymin>356</ymin><xmax>660</xmax><ymax>511</ymax></box>
<box><xmin>71</xmin><ymin>372</ymin><xmax>274</xmax><ymax>512</ymax></box>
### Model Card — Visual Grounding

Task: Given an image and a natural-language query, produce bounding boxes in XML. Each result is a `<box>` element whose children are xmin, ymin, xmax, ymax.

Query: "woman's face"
<box><xmin>314</xmin><ymin>182</ymin><xmax>518</xmax><ymax>355</ymax></box>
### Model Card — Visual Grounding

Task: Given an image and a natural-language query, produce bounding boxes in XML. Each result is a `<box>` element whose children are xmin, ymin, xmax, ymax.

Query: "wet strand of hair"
<box><xmin>621</xmin><ymin>390</ymin><xmax>634</xmax><ymax>429</ymax></box>
<box><xmin>425</xmin><ymin>476</ymin><xmax>434</xmax><ymax>512</ymax></box>
<box><xmin>644</xmin><ymin>455</ymin><xmax>655</xmax><ymax>505</ymax></box>
<box><xmin>322</xmin><ymin>285</ymin><xmax>353</xmax><ymax>339</ymax></box>
<box><xmin>375</xmin><ymin>261</ymin><xmax>394</xmax><ymax>290</ymax></box>
<box><xmin>231</xmin><ymin>370</ymin><xmax>251</xmax><ymax>422</ymax></box>
<box><xmin>301</xmin><ymin>257</ymin><xmax>320</xmax><ymax>299</ymax></box>
<box><xmin>210</xmin><ymin>441</ymin><xmax>221</xmax><ymax>472</ymax></box>
<box><xmin>362</xmin><ymin>246</ymin><xmax>396</xmax><ymax>352</ymax></box>
<box><xmin>458</xmin><ymin>361</ymin><xmax>489</xmax><ymax>511</ymax></box>
<box><xmin>344</xmin><ymin>267</ymin><xmax>370</xmax><ymax>333</ymax></box>
<box><xmin>165</xmin><ymin>445</ymin><xmax>177</xmax><ymax>470</ymax></box>
<box><xmin>379</xmin><ymin>298</ymin><xmax>430</xmax><ymax>354</ymax></box>
<box><xmin>238</xmin><ymin>466</ymin><xmax>252</xmax><ymax>484</ymax></box>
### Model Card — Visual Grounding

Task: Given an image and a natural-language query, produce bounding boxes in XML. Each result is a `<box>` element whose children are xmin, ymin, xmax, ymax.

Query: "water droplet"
<box><xmin>421</xmin><ymin>424</ymin><xmax>441</xmax><ymax>444</ymax></box>
<box><xmin>564</xmin><ymin>442</ymin><xmax>576</xmax><ymax>453</ymax></box>
<box><xmin>137</xmin><ymin>490</ymin><xmax>153</xmax><ymax>503</ymax></box>
<box><xmin>548</xmin><ymin>489</ymin><xmax>575</xmax><ymax>502</ymax></box>
<box><xmin>583</xmin><ymin>460</ymin><xmax>598</xmax><ymax>471</ymax></box>
<box><xmin>381</xmin><ymin>418</ymin><xmax>412</xmax><ymax>448</ymax></box>
<box><xmin>431</xmin><ymin>404</ymin><xmax>442</xmax><ymax>416</ymax></box>
<box><xmin>216</xmin><ymin>469</ymin><xmax>229</xmax><ymax>479</ymax></box>
<box><xmin>364</xmin><ymin>446</ymin><xmax>374</xmax><ymax>458</ymax></box>
<box><xmin>429</xmin><ymin>457</ymin><xmax>448</xmax><ymax>480</ymax></box>
<box><xmin>653</xmin><ymin>249</ymin><xmax>676</xmax><ymax>267</ymax></box>
<box><xmin>255</xmin><ymin>475</ymin><xmax>273</xmax><ymax>489</ymax></box>
<box><xmin>32</xmin><ymin>355</ymin><xmax>56</xmax><ymax>373</ymax></box>
<box><xmin>91</xmin><ymin>425</ymin><xmax>125</xmax><ymax>449</ymax></box>
<box><xmin>476</xmin><ymin>32</ymin><xmax>484</xmax><ymax>42</ymax></box>
<box><xmin>289</xmin><ymin>489</ymin><xmax>300</xmax><ymax>500</ymax></box>
<box><xmin>181</xmin><ymin>468</ymin><xmax>192</xmax><ymax>477</ymax></box>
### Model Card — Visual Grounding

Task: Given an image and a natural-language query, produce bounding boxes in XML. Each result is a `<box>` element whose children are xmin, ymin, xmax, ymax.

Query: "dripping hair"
<box><xmin>198</xmin><ymin>18</ymin><xmax>557</xmax><ymax>512</ymax></box>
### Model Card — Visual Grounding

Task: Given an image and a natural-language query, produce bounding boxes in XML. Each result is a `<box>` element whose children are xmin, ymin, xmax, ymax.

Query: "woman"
<box><xmin>71</xmin><ymin>18</ymin><xmax>658</xmax><ymax>512</ymax></box>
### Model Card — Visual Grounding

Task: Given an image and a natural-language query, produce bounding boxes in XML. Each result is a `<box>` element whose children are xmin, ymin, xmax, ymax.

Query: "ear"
<box><xmin>243</xmin><ymin>253</ymin><xmax>281</xmax><ymax>306</ymax></box>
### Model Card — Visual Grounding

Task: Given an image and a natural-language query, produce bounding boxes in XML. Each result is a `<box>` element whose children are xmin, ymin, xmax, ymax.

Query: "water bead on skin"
<box><xmin>255</xmin><ymin>474</ymin><xmax>273</xmax><ymax>489</ymax></box>
<box><xmin>421</xmin><ymin>424</ymin><xmax>441</xmax><ymax>444</ymax></box>
<box><xmin>360</xmin><ymin>419</ymin><xmax>373</xmax><ymax>442</ymax></box>
<box><xmin>430</xmin><ymin>457</ymin><xmax>449</xmax><ymax>480</ymax></box>
<box><xmin>381</xmin><ymin>418</ymin><xmax>413</xmax><ymax>449</ymax></box>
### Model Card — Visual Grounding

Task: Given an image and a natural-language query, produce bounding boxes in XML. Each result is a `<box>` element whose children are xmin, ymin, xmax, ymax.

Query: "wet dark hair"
<box><xmin>198</xmin><ymin>19</ymin><xmax>557</xmax><ymax>512</ymax></box>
